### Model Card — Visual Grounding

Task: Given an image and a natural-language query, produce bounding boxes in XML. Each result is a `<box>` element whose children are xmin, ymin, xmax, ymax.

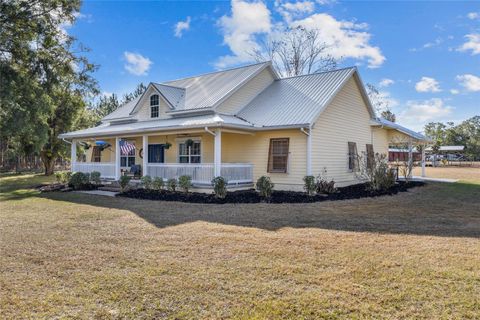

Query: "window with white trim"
<box><xmin>150</xmin><ymin>94</ymin><xmax>159</xmax><ymax>118</ymax></box>
<box><xmin>178</xmin><ymin>140</ymin><xmax>201</xmax><ymax>163</ymax></box>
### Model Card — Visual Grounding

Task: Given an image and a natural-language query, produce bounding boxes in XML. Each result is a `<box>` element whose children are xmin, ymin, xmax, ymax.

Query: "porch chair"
<box><xmin>123</xmin><ymin>164</ymin><xmax>142</xmax><ymax>179</ymax></box>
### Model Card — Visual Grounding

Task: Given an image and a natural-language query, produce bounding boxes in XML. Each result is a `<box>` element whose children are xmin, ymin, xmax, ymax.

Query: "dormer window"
<box><xmin>150</xmin><ymin>94</ymin><xmax>159</xmax><ymax>118</ymax></box>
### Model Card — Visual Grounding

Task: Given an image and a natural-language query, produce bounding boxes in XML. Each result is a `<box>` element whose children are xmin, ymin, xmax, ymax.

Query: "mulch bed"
<box><xmin>117</xmin><ymin>181</ymin><xmax>425</xmax><ymax>204</ymax></box>
<box><xmin>38</xmin><ymin>183</ymin><xmax>100</xmax><ymax>192</ymax></box>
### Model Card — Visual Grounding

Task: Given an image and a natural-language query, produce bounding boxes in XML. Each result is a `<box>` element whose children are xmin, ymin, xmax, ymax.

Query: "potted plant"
<box><xmin>185</xmin><ymin>139</ymin><xmax>194</xmax><ymax>148</ymax></box>
<box><xmin>164</xmin><ymin>142</ymin><xmax>172</xmax><ymax>149</ymax></box>
<box><xmin>98</xmin><ymin>143</ymin><xmax>111</xmax><ymax>151</ymax></box>
<box><xmin>80</xmin><ymin>142</ymin><xmax>91</xmax><ymax>150</ymax></box>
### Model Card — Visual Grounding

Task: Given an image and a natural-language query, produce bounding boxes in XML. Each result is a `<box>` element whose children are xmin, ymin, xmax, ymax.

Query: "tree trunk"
<box><xmin>40</xmin><ymin>151</ymin><xmax>55</xmax><ymax>175</ymax></box>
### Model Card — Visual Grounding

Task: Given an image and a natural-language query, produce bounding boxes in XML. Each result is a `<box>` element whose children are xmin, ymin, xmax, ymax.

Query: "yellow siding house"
<box><xmin>59</xmin><ymin>62</ymin><xmax>428</xmax><ymax>190</ymax></box>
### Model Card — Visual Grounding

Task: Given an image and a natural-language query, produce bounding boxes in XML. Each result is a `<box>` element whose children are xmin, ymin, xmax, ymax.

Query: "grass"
<box><xmin>0</xmin><ymin>171</ymin><xmax>479</xmax><ymax>319</ymax></box>
<box><xmin>412</xmin><ymin>165</ymin><xmax>480</xmax><ymax>184</ymax></box>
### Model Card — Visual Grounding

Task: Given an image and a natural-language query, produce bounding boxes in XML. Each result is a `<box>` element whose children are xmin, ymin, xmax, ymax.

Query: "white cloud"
<box><xmin>292</xmin><ymin>13</ymin><xmax>385</xmax><ymax>68</ymax></box>
<box><xmin>457</xmin><ymin>34</ymin><xmax>480</xmax><ymax>55</ymax></box>
<box><xmin>123</xmin><ymin>51</ymin><xmax>152</xmax><ymax>76</ymax></box>
<box><xmin>467</xmin><ymin>12</ymin><xmax>479</xmax><ymax>20</ymax></box>
<box><xmin>456</xmin><ymin>74</ymin><xmax>480</xmax><ymax>92</ymax></box>
<box><xmin>415</xmin><ymin>77</ymin><xmax>441</xmax><ymax>92</ymax></box>
<box><xmin>450</xmin><ymin>89</ymin><xmax>460</xmax><ymax>95</ymax></box>
<box><xmin>215</xmin><ymin>0</ymin><xmax>272</xmax><ymax>69</ymax></box>
<box><xmin>379</xmin><ymin>78</ymin><xmax>394</xmax><ymax>87</ymax></box>
<box><xmin>215</xmin><ymin>0</ymin><xmax>384</xmax><ymax>69</ymax></box>
<box><xmin>398</xmin><ymin>98</ymin><xmax>454</xmax><ymax>131</ymax></box>
<box><xmin>174</xmin><ymin>16</ymin><xmax>191</xmax><ymax>38</ymax></box>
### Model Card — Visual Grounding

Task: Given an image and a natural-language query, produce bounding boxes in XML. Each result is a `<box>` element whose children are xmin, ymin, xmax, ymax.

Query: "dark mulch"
<box><xmin>39</xmin><ymin>183</ymin><xmax>101</xmax><ymax>192</ymax></box>
<box><xmin>117</xmin><ymin>181</ymin><xmax>425</xmax><ymax>204</ymax></box>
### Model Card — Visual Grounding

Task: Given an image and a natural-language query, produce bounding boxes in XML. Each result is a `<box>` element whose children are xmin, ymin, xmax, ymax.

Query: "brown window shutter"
<box><xmin>348</xmin><ymin>142</ymin><xmax>358</xmax><ymax>170</ymax></box>
<box><xmin>268</xmin><ymin>138</ymin><xmax>289</xmax><ymax>173</ymax></box>
<box><xmin>366</xmin><ymin>144</ymin><xmax>374</xmax><ymax>170</ymax></box>
<box><xmin>91</xmin><ymin>146</ymin><xmax>101</xmax><ymax>163</ymax></box>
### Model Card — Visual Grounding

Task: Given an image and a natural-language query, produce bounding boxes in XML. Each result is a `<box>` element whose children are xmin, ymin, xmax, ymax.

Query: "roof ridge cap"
<box><xmin>277</xmin><ymin>66</ymin><xmax>356</xmax><ymax>81</ymax></box>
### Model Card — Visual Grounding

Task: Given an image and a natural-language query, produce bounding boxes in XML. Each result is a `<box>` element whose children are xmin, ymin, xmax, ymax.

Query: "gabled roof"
<box><xmin>102</xmin><ymin>96</ymin><xmax>141</xmax><ymax>121</ymax></box>
<box><xmin>162</xmin><ymin>61</ymin><xmax>274</xmax><ymax>111</ymax></box>
<box><xmin>152</xmin><ymin>83</ymin><xmax>185</xmax><ymax>109</ymax></box>
<box><xmin>238</xmin><ymin>67</ymin><xmax>371</xmax><ymax>127</ymax></box>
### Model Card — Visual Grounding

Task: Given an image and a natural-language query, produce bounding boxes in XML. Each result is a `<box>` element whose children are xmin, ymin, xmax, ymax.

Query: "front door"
<box><xmin>148</xmin><ymin>144</ymin><xmax>165</xmax><ymax>163</ymax></box>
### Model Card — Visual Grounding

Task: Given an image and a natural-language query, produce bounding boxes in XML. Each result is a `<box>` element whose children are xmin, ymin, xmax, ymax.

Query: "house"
<box><xmin>59</xmin><ymin>62</ymin><xmax>428</xmax><ymax>190</ymax></box>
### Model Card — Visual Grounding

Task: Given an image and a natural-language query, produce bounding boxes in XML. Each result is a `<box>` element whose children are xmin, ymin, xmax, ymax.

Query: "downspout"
<box><xmin>301</xmin><ymin>126</ymin><xmax>312</xmax><ymax>176</ymax></box>
<box><xmin>62</xmin><ymin>138</ymin><xmax>72</xmax><ymax>145</ymax></box>
<box><xmin>204</xmin><ymin>127</ymin><xmax>216</xmax><ymax>136</ymax></box>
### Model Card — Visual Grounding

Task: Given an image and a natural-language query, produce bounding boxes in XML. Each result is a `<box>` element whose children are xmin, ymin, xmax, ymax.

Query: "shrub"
<box><xmin>119</xmin><ymin>175</ymin><xmax>131</xmax><ymax>192</ymax></box>
<box><xmin>140</xmin><ymin>175</ymin><xmax>152</xmax><ymax>189</ymax></box>
<box><xmin>54</xmin><ymin>172</ymin><xmax>63</xmax><ymax>183</ymax></box>
<box><xmin>63</xmin><ymin>171</ymin><xmax>72</xmax><ymax>184</ymax></box>
<box><xmin>303</xmin><ymin>175</ymin><xmax>316</xmax><ymax>196</ymax></box>
<box><xmin>69</xmin><ymin>172</ymin><xmax>89</xmax><ymax>190</ymax></box>
<box><xmin>356</xmin><ymin>153</ymin><xmax>396</xmax><ymax>191</ymax></box>
<box><xmin>212</xmin><ymin>176</ymin><xmax>228</xmax><ymax>199</ymax></box>
<box><xmin>90</xmin><ymin>171</ymin><xmax>101</xmax><ymax>185</ymax></box>
<box><xmin>316</xmin><ymin>168</ymin><xmax>336</xmax><ymax>194</ymax></box>
<box><xmin>178</xmin><ymin>175</ymin><xmax>192</xmax><ymax>193</ymax></box>
<box><xmin>167</xmin><ymin>178</ymin><xmax>177</xmax><ymax>192</ymax></box>
<box><xmin>152</xmin><ymin>177</ymin><xmax>164</xmax><ymax>190</ymax></box>
<box><xmin>256</xmin><ymin>176</ymin><xmax>274</xmax><ymax>198</ymax></box>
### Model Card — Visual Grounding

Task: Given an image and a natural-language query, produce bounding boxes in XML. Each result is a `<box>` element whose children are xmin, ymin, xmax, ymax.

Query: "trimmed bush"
<box><xmin>90</xmin><ymin>171</ymin><xmax>101</xmax><ymax>185</ymax></box>
<box><xmin>256</xmin><ymin>176</ymin><xmax>274</xmax><ymax>198</ymax></box>
<box><xmin>212</xmin><ymin>176</ymin><xmax>228</xmax><ymax>199</ymax></box>
<box><xmin>119</xmin><ymin>175</ymin><xmax>131</xmax><ymax>192</ymax></box>
<box><xmin>63</xmin><ymin>172</ymin><xmax>72</xmax><ymax>184</ymax></box>
<box><xmin>54</xmin><ymin>172</ymin><xmax>63</xmax><ymax>183</ymax></box>
<box><xmin>167</xmin><ymin>178</ymin><xmax>177</xmax><ymax>192</ymax></box>
<box><xmin>69</xmin><ymin>172</ymin><xmax>90</xmax><ymax>190</ymax></box>
<box><xmin>178</xmin><ymin>175</ymin><xmax>192</xmax><ymax>193</ymax></box>
<box><xmin>303</xmin><ymin>175</ymin><xmax>316</xmax><ymax>196</ymax></box>
<box><xmin>316</xmin><ymin>178</ymin><xmax>336</xmax><ymax>194</ymax></box>
<box><xmin>152</xmin><ymin>177</ymin><xmax>164</xmax><ymax>190</ymax></box>
<box><xmin>140</xmin><ymin>175</ymin><xmax>152</xmax><ymax>189</ymax></box>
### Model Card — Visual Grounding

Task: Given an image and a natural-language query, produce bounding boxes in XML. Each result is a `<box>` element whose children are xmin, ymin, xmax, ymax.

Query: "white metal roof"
<box><xmin>101</xmin><ymin>96</ymin><xmax>141</xmax><ymax>121</ymax></box>
<box><xmin>163</xmin><ymin>62</ymin><xmax>271</xmax><ymax>111</ymax></box>
<box><xmin>152</xmin><ymin>83</ymin><xmax>185</xmax><ymax>109</ymax></box>
<box><xmin>372</xmin><ymin>118</ymin><xmax>429</xmax><ymax>142</ymax></box>
<box><xmin>59</xmin><ymin>114</ymin><xmax>253</xmax><ymax>139</ymax></box>
<box><xmin>237</xmin><ymin>67</ymin><xmax>358</xmax><ymax>127</ymax></box>
<box><xmin>425</xmin><ymin>145</ymin><xmax>465</xmax><ymax>152</ymax></box>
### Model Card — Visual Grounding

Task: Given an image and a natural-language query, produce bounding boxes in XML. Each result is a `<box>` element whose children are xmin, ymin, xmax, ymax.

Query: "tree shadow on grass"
<box><xmin>37</xmin><ymin>182</ymin><xmax>480</xmax><ymax>238</ymax></box>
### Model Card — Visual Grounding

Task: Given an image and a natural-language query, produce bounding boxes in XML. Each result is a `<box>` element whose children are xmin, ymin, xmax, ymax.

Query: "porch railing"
<box><xmin>146</xmin><ymin>163</ymin><xmax>253</xmax><ymax>185</ymax></box>
<box><xmin>72</xmin><ymin>162</ymin><xmax>116</xmax><ymax>179</ymax></box>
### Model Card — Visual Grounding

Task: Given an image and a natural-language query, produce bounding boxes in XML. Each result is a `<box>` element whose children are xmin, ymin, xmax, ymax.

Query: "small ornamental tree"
<box><xmin>178</xmin><ymin>175</ymin><xmax>192</xmax><ymax>193</ymax></box>
<box><xmin>356</xmin><ymin>152</ymin><xmax>396</xmax><ymax>191</ymax></box>
<box><xmin>256</xmin><ymin>176</ymin><xmax>274</xmax><ymax>198</ymax></box>
<box><xmin>303</xmin><ymin>175</ymin><xmax>316</xmax><ymax>196</ymax></box>
<box><xmin>212</xmin><ymin>176</ymin><xmax>228</xmax><ymax>199</ymax></box>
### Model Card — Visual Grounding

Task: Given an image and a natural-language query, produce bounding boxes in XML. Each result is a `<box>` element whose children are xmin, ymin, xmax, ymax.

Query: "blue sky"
<box><xmin>70</xmin><ymin>0</ymin><xmax>479</xmax><ymax>131</ymax></box>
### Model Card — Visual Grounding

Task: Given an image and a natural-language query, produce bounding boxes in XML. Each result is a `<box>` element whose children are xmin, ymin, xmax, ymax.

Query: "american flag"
<box><xmin>120</xmin><ymin>140</ymin><xmax>135</xmax><ymax>155</ymax></box>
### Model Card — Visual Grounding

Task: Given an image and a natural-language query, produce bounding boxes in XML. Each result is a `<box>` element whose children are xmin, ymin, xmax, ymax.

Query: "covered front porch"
<box><xmin>69</xmin><ymin>128</ymin><xmax>254</xmax><ymax>187</ymax></box>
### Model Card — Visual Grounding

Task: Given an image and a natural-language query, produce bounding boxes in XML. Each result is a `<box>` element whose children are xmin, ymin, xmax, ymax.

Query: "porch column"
<box><xmin>421</xmin><ymin>144</ymin><xmax>426</xmax><ymax>177</ymax></box>
<box><xmin>142</xmin><ymin>135</ymin><xmax>148</xmax><ymax>176</ymax></box>
<box><xmin>115</xmin><ymin>137</ymin><xmax>121</xmax><ymax>180</ymax></box>
<box><xmin>214</xmin><ymin>129</ymin><xmax>222</xmax><ymax>177</ymax></box>
<box><xmin>408</xmin><ymin>138</ymin><xmax>413</xmax><ymax>179</ymax></box>
<box><xmin>70</xmin><ymin>139</ymin><xmax>76</xmax><ymax>172</ymax></box>
<box><xmin>306</xmin><ymin>126</ymin><xmax>312</xmax><ymax>176</ymax></box>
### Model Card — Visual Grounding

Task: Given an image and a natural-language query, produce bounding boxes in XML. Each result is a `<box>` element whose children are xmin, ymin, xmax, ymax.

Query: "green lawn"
<box><xmin>0</xmin><ymin>173</ymin><xmax>479</xmax><ymax>319</ymax></box>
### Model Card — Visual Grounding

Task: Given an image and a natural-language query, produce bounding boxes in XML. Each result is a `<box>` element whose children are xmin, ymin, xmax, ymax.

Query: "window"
<box><xmin>366</xmin><ymin>144</ymin><xmax>374</xmax><ymax>170</ymax></box>
<box><xmin>150</xmin><ymin>94</ymin><xmax>159</xmax><ymax>118</ymax></box>
<box><xmin>91</xmin><ymin>146</ymin><xmax>101</xmax><ymax>162</ymax></box>
<box><xmin>348</xmin><ymin>142</ymin><xmax>358</xmax><ymax>170</ymax></box>
<box><xmin>120</xmin><ymin>140</ymin><xmax>136</xmax><ymax>167</ymax></box>
<box><xmin>268</xmin><ymin>138</ymin><xmax>289</xmax><ymax>173</ymax></box>
<box><xmin>178</xmin><ymin>140</ymin><xmax>201</xmax><ymax>163</ymax></box>
<box><xmin>148</xmin><ymin>144</ymin><xmax>164</xmax><ymax>163</ymax></box>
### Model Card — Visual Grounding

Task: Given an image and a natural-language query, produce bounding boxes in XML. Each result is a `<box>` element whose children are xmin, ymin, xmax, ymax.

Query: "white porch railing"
<box><xmin>72</xmin><ymin>162</ymin><xmax>116</xmax><ymax>179</ymax></box>
<box><xmin>146</xmin><ymin>163</ymin><xmax>253</xmax><ymax>185</ymax></box>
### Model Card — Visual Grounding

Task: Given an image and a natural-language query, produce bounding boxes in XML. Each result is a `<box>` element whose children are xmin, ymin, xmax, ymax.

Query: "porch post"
<box><xmin>143</xmin><ymin>135</ymin><xmax>148</xmax><ymax>176</ymax></box>
<box><xmin>421</xmin><ymin>144</ymin><xmax>426</xmax><ymax>177</ymax></box>
<box><xmin>306</xmin><ymin>126</ymin><xmax>312</xmax><ymax>176</ymax></box>
<box><xmin>115</xmin><ymin>137</ymin><xmax>121</xmax><ymax>180</ymax></box>
<box><xmin>408</xmin><ymin>138</ymin><xmax>413</xmax><ymax>179</ymax></box>
<box><xmin>70</xmin><ymin>139</ymin><xmax>76</xmax><ymax>172</ymax></box>
<box><xmin>214</xmin><ymin>129</ymin><xmax>222</xmax><ymax>177</ymax></box>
